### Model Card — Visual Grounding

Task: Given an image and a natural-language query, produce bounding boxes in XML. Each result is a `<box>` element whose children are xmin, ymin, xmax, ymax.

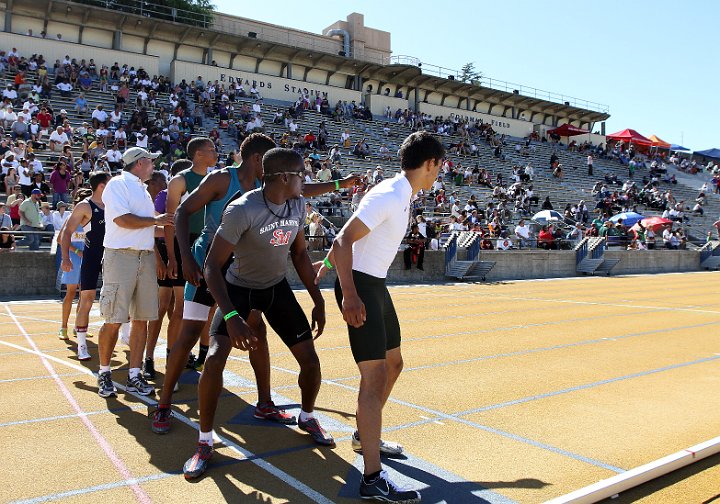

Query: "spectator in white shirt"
<box><xmin>57</xmin><ymin>80</ymin><xmax>73</xmax><ymax>97</ymax></box>
<box><xmin>49</xmin><ymin>126</ymin><xmax>70</xmax><ymax>152</ymax></box>
<box><xmin>52</xmin><ymin>201</ymin><xmax>70</xmax><ymax>231</ymax></box>
<box><xmin>514</xmin><ymin>218</ymin><xmax>534</xmax><ymax>248</ymax></box>
<box><xmin>96</xmin><ymin>147</ymin><xmax>174</xmax><ymax>398</ymax></box>
<box><xmin>92</xmin><ymin>105</ymin><xmax>108</xmax><ymax>128</ymax></box>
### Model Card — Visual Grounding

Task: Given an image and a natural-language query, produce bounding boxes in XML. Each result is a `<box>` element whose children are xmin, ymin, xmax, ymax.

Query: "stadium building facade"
<box><xmin>2</xmin><ymin>0</ymin><xmax>609</xmax><ymax>141</ymax></box>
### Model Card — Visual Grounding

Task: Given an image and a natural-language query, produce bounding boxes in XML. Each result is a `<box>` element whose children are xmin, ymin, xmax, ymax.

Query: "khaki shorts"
<box><xmin>99</xmin><ymin>248</ymin><xmax>159</xmax><ymax>323</ymax></box>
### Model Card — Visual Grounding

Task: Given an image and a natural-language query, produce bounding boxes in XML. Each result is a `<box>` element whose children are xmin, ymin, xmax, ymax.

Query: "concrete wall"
<box><xmin>365</xmin><ymin>93</ymin><xmax>409</xmax><ymax>117</ymax></box>
<box><xmin>0</xmin><ymin>252</ymin><xmax>57</xmax><ymax>297</ymax></box>
<box><xmin>417</xmin><ymin>102</ymin><xmax>536</xmax><ymax>138</ymax></box>
<box><xmin>605</xmin><ymin>249</ymin><xmax>699</xmax><ymax>275</ymax></box>
<box><xmin>171</xmin><ymin>60</ymin><xmax>363</xmax><ymax>105</ymax></box>
<box><xmin>0</xmin><ymin>32</ymin><xmax>160</xmax><ymax>77</ymax></box>
<box><xmin>0</xmin><ymin>249</ymin><xmax>704</xmax><ymax>298</ymax></box>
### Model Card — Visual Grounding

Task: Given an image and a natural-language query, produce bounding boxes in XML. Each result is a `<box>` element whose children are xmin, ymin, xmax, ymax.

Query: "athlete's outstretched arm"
<box><xmin>302</xmin><ymin>174</ymin><xmax>360</xmax><ymax>198</ymax></box>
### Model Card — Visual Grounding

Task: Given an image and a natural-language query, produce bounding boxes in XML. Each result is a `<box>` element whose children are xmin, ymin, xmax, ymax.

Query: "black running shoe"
<box><xmin>142</xmin><ymin>357</ymin><xmax>156</xmax><ymax>380</ymax></box>
<box><xmin>360</xmin><ymin>470</ymin><xmax>421</xmax><ymax>503</ymax></box>
<box><xmin>183</xmin><ymin>442</ymin><xmax>213</xmax><ymax>480</ymax></box>
<box><xmin>97</xmin><ymin>371</ymin><xmax>117</xmax><ymax>398</ymax></box>
<box><xmin>186</xmin><ymin>353</ymin><xmax>197</xmax><ymax>369</ymax></box>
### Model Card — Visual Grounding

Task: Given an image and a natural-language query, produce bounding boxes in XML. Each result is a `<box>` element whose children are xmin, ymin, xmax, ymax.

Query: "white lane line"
<box><xmin>5</xmin><ymin>306</ymin><xmax>153</xmax><ymax>504</ymax></box>
<box><xmin>0</xmin><ymin>336</ymin><xmax>335</xmax><ymax>504</ymax></box>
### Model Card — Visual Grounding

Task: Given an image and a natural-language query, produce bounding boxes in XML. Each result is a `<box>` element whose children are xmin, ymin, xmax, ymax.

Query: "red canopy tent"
<box><xmin>606</xmin><ymin>128</ymin><xmax>653</xmax><ymax>146</ymax></box>
<box><xmin>547</xmin><ymin>123</ymin><xmax>590</xmax><ymax>137</ymax></box>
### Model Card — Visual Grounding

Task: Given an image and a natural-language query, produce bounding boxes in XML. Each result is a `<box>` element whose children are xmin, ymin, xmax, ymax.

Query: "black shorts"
<box><xmin>334</xmin><ymin>270</ymin><xmax>400</xmax><ymax>363</ymax></box>
<box><xmin>80</xmin><ymin>246</ymin><xmax>103</xmax><ymax>291</ymax></box>
<box><xmin>156</xmin><ymin>238</ymin><xmax>185</xmax><ymax>287</ymax></box>
<box><xmin>210</xmin><ymin>278</ymin><xmax>312</xmax><ymax>349</ymax></box>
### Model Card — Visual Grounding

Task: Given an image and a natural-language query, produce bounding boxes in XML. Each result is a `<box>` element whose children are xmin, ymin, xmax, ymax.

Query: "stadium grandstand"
<box><xmin>1</xmin><ymin>2</ymin><xmax>720</xmax><ymax>503</ymax></box>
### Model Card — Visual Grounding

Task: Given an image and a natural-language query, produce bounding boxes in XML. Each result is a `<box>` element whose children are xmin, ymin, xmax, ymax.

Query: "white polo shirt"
<box><xmin>102</xmin><ymin>170</ymin><xmax>155</xmax><ymax>250</ymax></box>
<box><xmin>352</xmin><ymin>173</ymin><xmax>412</xmax><ymax>278</ymax></box>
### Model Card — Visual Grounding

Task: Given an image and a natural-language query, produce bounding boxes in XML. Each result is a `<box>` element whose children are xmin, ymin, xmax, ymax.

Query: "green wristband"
<box><xmin>323</xmin><ymin>257</ymin><xmax>333</xmax><ymax>270</ymax></box>
<box><xmin>223</xmin><ymin>310</ymin><xmax>239</xmax><ymax>322</ymax></box>
<box><xmin>335</xmin><ymin>180</ymin><xmax>340</xmax><ymax>190</ymax></box>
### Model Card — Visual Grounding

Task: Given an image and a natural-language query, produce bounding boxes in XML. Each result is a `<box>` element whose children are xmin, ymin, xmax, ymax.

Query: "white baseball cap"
<box><xmin>122</xmin><ymin>147</ymin><xmax>160</xmax><ymax>165</ymax></box>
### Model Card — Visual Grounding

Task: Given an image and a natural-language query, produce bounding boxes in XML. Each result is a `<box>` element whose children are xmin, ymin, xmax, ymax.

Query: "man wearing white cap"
<box><xmin>96</xmin><ymin>147</ymin><xmax>174</xmax><ymax>398</ymax></box>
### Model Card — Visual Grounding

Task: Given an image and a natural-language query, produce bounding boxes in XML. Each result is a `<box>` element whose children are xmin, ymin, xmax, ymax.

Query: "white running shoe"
<box><xmin>119</xmin><ymin>322</ymin><xmax>131</xmax><ymax>347</ymax></box>
<box><xmin>77</xmin><ymin>344</ymin><xmax>91</xmax><ymax>361</ymax></box>
<box><xmin>351</xmin><ymin>430</ymin><xmax>404</xmax><ymax>456</ymax></box>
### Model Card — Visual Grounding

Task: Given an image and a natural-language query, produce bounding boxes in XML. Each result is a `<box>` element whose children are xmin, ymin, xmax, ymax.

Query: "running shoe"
<box><xmin>97</xmin><ymin>371</ymin><xmax>117</xmax><ymax>398</ymax></box>
<box><xmin>298</xmin><ymin>417</ymin><xmax>335</xmax><ymax>446</ymax></box>
<box><xmin>58</xmin><ymin>328</ymin><xmax>68</xmax><ymax>340</ymax></box>
<box><xmin>359</xmin><ymin>470</ymin><xmax>421</xmax><ymax>503</ymax></box>
<box><xmin>186</xmin><ymin>353</ymin><xmax>198</xmax><ymax>369</ymax></box>
<box><xmin>126</xmin><ymin>374</ymin><xmax>154</xmax><ymax>396</ymax></box>
<box><xmin>142</xmin><ymin>357</ymin><xmax>156</xmax><ymax>380</ymax></box>
<box><xmin>183</xmin><ymin>442</ymin><xmax>213</xmax><ymax>480</ymax></box>
<box><xmin>352</xmin><ymin>430</ymin><xmax>404</xmax><ymax>456</ymax></box>
<box><xmin>253</xmin><ymin>401</ymin><xmax>297</xmax><ymax>425</ymax></box>
<box><xmin>77</xmin><ymin>344</ymin><xmax>91</xmax><ymax>361</ymax></box>
<box><xmin>150</xmin><ymin>407</ymin><xmax>172</xmax><ymax>434</ymax></box>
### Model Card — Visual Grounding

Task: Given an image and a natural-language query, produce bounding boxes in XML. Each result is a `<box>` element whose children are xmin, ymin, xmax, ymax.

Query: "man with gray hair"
<box><xmin>96</xmin><ymin>147</ymin><xmax>174</xmax><ymax>398</ymax></box>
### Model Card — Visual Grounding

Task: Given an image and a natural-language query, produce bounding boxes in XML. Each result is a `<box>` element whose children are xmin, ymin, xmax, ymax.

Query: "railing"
<box><xmin>444</xmin><ymin>234</ymin><xmax>458</xmax><ymax>271</ymax></box>
<box><xmin>575</xmin><ymin>237</ymin><xmax>589</xmax><ymax>265</ymax></box>
<box><xmin>390</xmin><ymin>55</ymin><xmax>610</xmax><ymax>114</ymax></box>
<box><xmin>467</xmin><ymin>238</ymin><xmax>480</xmax><ymax>262</ymax></box>
<box><xmin>699</xmin><ymin>240</ymin><xmax>720</xmax><ymax>263</ymax></box>
<box><xmin>69</xmin><ymin>0</ymin><xmax>213</xmax><ymax>28</ymax></box>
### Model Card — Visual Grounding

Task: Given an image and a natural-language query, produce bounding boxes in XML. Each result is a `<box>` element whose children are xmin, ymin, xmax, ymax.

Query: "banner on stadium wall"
<box><xmin>171</xmin><ymin>61</ymin><xmax>362</xmax><ymax>104</ymax></box>
<box><xmin>417</xmin><ymin>102</ymin><xmax>535</xmax><ymax>138</ymax></box>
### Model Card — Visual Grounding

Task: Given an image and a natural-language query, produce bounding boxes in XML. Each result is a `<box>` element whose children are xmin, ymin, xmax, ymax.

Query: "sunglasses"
<box><xmin>268</xmin><ymin>171</ymin><xmax>304</xmax><ymax>179</ymax></box>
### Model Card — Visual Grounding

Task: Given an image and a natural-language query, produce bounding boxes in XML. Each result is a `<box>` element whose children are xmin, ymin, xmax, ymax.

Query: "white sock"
<box><xmin>199</xmin><ymin>430</ymin><xmax>213</xmax><ymax>446</ymax></box>
<box><xmin>76</xmin><ymin>330</ymin><xmax>87</xmax><ymax>347</ymax></box>
<box><xmin>128</xmin><ymin>367</ymin><xmax>141</xmax><ymax>379</ymax></box>
<box><xmin>99</xmin><ymin>365</ymin><xmax>111</xmax><ymax>374</ymax></box>
<box><xmin>299</xmin><ymin>409</ymin><xmax>314</xmax><ymax>422</ymax></box>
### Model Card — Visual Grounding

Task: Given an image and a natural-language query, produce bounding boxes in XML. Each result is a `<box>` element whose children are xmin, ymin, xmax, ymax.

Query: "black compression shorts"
<box><xmin>80</xmin><ymin>245</ymin><xmax>103</xmax><ymax>291</ymax></box>
<box><xmin>210</xmin><ymin>278</ymin><xmax>312</xmax><ymax>349</ymax></box>
<box><xmin>334</xmin><ymin>270</ymin><xmax>401</xmax><ymax>363</ymax></box>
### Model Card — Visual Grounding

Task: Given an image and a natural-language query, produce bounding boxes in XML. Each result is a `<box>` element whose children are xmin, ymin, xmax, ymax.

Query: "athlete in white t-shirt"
<box><xmin>315</xmin><ymin>131</ymin><xmax>444</xmax><ymax>503</ymax></box>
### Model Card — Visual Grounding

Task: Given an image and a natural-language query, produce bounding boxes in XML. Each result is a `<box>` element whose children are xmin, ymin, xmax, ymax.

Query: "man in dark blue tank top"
<box><xmin>59</xmin><ymin>171</ymin><xmax>111</xmax><ymax>361</ymax></box>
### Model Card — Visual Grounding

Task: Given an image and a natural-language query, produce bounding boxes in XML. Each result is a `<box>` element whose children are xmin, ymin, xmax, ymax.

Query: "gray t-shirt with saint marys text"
<box><xmin>217</xmin><ymin>188</ymin><xmax>305</xmax><ymax>289</ymax></box>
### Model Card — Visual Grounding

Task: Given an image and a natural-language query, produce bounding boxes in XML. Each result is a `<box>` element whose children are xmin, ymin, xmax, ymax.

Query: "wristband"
<box><xmin>334</xmin><ymin>180</ymin><xmax>340</xmax><ymax>190</ymax></box>
<box><xmin>322</xmin><ymin>257</ymin><xmax>333</xmax><ymax>270</ymax></box>
<box><xmin>223</xmin><ymin>310</ymin><xmax>239</xmax><ymax>322</ymax></box>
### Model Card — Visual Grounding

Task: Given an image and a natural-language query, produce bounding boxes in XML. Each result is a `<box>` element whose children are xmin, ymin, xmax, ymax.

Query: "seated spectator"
<box><xmin>10</xmin><ymin>115</ymin><xmax>30</xmax><ymax>141</ymax></box>
<box><xmin>538</xmin><ymin>225</ymin><xmax>555</xmax><ymax>249</ymax></box>
<box><xmin>403</xmin><ymin>224</ymin><xmax>425</xmax><ymax>270</ymax></box>
<box><xmin>0</xmin><ymin>226</ymin><xmax>16</xmax><ymax>251</ymax></box>
<box><xmin>49</xmin><ymin>126</ymin><xmax>70</xmax><ymax>152</ymax></box>
<box><xmin>307</xmin><ymin>212</ymin><xmax>326</xmax><ymax>251</ymax></box>
<box><xmin>514</xmin><ymin>218</ymin><xmax>534</xmax><ymax>248</ymax></box>
<box><xmin>91</xmin><ymin>104</ymin><xmax>108</xmax><ymax>128</ymax></box>
<box><xmin>57</xmin><ymin>79</ymin><xmax>73</xmax><ymax>97</ymax></box>
<box><xmin>74</xmin><ymin>93</ymin><xmax>88</xmax><ymax>116</ymax></box>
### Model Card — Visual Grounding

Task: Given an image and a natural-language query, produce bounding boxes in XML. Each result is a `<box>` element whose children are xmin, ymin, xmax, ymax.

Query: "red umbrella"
<box><xmin>631</xmin><ymin>217</ymin><xmax>673</xmax><ymax>232</ymax></box>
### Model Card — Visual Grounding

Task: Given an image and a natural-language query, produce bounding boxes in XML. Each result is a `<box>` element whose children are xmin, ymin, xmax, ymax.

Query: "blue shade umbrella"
<box><xmin>670</xmin><ymin>144</ymin><xmax>690</xmax><ymax>152</ymax></box>
<box><xmin>610</xmin><ymin>212</ymin><xmax>644</xmax><ymax>227</ymax></box>
<box><xmin>532</xmin><ymin>210</ymin><xmax>563</xmax><ymax>224</ymax></box>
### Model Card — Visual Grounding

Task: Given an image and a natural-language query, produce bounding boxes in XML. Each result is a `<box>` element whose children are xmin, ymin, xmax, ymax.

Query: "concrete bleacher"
<box><xmin>3</xmin><ymin>59</ymin><xmax>718</xmax><ymax>243</ymax></box>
